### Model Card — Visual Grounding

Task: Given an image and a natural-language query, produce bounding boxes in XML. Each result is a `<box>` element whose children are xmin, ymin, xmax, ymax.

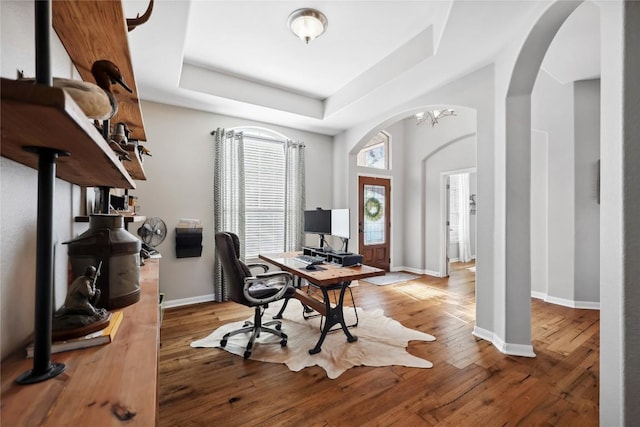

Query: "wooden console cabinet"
<box><xmin>0</xmin><ymin>259</ymin><xmax>160</xmax><ymax>426</ymax></box>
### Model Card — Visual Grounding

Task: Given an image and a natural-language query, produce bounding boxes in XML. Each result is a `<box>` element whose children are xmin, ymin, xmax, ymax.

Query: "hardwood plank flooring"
<box><xmin>158</xmin><ymin>262</ymin><xmax>599</xmax><ymax>426</ymax></box>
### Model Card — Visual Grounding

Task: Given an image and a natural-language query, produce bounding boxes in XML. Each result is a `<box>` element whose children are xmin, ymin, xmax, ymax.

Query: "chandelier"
<box><xmin>415</xmin><ymin>109</ymin><xmax>456</xmax><ymax>126</ymax></box>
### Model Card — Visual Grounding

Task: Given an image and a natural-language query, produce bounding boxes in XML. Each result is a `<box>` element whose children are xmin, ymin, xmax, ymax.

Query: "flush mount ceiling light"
<box><xmin>288</xmin><ymin>8</ymin><xmax>328</xmax><ymax>44</ymax></box>
<box><xmin>415</xmin><ymin>109</ymin><xmax>456</xmax><ymax>126</ymax></box>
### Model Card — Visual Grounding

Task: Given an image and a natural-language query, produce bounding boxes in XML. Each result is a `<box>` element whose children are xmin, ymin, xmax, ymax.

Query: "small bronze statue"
<box><xmin>52</xmin><ymin>262</ymin><xmax>110</xmax><ymax>337</ymax></box>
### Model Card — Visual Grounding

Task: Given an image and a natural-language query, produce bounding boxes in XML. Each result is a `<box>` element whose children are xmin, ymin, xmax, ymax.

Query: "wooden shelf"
<box><xmin>123</xmin><ymin>145</ymin><xmax>147</xmax><ymax>180</ymax></box>
<box><xmin>52</xmin><ymin>0</ymin><xmax>147</xmax><ymax>142</ymax></box>
<box><xmin>1</xmin><ymin>78</ymin><xmax>136</xmax><ymax>189</ymax></box>
<box><xmin>1</xmin><ymin>259</ymin><xmax>160</xmax><ymax>426</ymax></box>
<box><xmin>74</xmin><ymin>215</ymin><xmax>146</xmax><ymax>223</ymax></box>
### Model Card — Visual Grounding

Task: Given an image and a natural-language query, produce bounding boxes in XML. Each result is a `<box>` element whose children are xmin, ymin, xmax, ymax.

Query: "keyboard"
<box><xmin>294</xmin><ymin>254</ymin><xmax>325</xmax><ymax>265</ymax></box>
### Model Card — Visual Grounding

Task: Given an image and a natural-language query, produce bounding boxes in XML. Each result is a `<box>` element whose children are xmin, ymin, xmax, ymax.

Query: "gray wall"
<box><xmin>133</xmin><ymin>101</ymin><xmax>334</xmax><ymax>306</ymax></box>
<box><xmin>531</xmin><ymin>70</ymin><xmax>600</xmax><ymax>306</ymax></box>
<box><xmin>573</xmin><ymin>79</ymin><xmax>600</xmax><ymax>303</ymax></box>
<box><xmin>532</xmin><ymin>70</ymin><xmax>576</xmax><ymax>302</ymax></box>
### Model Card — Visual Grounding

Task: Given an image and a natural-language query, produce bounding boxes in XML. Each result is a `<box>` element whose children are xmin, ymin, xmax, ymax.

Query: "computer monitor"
<box><xmin>331</xmin><ymin>209</ymin><xmax>350</xmax><ymax>239</ymax></box>
<box><xmin>303</xmin><ymin>209</ymin><xmax>332</xmax><ymax>235</ymax></box>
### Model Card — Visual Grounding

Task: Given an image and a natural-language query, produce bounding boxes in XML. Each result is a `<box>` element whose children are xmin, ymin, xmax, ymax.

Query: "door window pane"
<box><xmin>363</xmin><ymin>184</ymin><xmax>385</xmax><ymax>245</ymax></box>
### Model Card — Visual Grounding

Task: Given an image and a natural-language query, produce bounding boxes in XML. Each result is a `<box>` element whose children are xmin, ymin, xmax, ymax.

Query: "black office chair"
<box><xmin>214</xmin><ymin>232</ymin><xmax>294</xmax><ymax>359</ymax></box>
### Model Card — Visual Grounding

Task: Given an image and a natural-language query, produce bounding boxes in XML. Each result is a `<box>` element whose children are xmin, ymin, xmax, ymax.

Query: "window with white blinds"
<box><xmin>243</xmin><ymin>136</ymin><xmax>286</xmax><ymax>258</ymax></box>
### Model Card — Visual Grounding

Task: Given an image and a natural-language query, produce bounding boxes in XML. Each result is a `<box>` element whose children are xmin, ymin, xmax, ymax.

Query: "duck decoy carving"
<box><xmin>127</xmin><ymin>0</ymin><xmax>154</xmax><ymax>32</ymax></box>
<box><xmin>18</xmin><ymin>59</ymin><xmax>133</xmax><ymax>121</ymax></box>
<box><xmin>109</xmin><ymin>140</ymin><xmax>131</xmax><ymax>162</ymax></box>
<box><xmin>87</xmin><ymin>60</ymin><xmax>133</xmax><ymax>120</ymax></box>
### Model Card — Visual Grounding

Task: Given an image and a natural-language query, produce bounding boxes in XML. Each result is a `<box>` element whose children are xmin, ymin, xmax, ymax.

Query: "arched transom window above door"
<box><xmin>357</xmin><ymin>131</ymin><xmax>390</xmax><ymax>170</ymax></box>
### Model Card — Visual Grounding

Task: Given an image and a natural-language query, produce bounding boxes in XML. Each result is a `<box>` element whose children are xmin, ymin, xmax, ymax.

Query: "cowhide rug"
<box><xmin>190</xmin><ymin>300</ymin><xmax>435</xmax><ymax>379</ymax></box>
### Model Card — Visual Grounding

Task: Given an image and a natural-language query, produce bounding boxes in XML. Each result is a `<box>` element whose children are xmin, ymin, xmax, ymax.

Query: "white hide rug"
<box><xmin>191</xmin><ymin>300</ymin><xmax>436</xmax><ymax>379</ymax></box>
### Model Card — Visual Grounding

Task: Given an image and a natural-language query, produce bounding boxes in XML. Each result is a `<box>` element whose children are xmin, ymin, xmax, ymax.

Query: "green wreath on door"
<box><xmin>364</xmin><ymin>197</ymin><xmax>383</xmax><ymax>221</ymax></box>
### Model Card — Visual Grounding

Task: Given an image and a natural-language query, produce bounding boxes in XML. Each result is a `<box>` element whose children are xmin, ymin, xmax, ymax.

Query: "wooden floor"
<box><xmin>158</xmin><ymin>262</ymin><xmax>599</xmax><ymax>426</ymax></box>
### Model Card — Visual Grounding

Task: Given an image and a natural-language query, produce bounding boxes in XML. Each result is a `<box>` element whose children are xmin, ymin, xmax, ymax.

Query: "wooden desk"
<box><xmin>259</xmin><ymin>252</ymin><xmax>384</xmax><ymax>354</ymax></box>
<box><xmin>1</xmin><ymin>259</ymin><xmax>160</xmax><ymax>426</ymax></box>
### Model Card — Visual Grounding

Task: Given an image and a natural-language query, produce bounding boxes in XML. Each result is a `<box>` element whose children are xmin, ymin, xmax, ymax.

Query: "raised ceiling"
<box><xmin>124</xmin><ymin>1</ymin><xmax>600</xmax><ymax>136</ymax></box>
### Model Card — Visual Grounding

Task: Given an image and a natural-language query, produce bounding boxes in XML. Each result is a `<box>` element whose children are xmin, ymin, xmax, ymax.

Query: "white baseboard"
<box><xmin>424</xmin><ymin>269</ymin><xmax>444</xmax><ymax>277</ymax></box>
<box><xmin>531</xmin><ymin>291</ymin><xmax>547</xmax><ymax>300</ymax></box>
<box><xmin>473</xmin><ymin>326</ymin><xmax>536</xmax><ymax>358</ymax></box>
<box><xmin>390</xmin><ymin>266</ymin><xmax>444</xmax><ymax>277</ymax></box>
<box><xmin>392</xmin><ymin>266</ymin><xmax>423</xmax><ymax>275</ymax></box>
<box><xmin>531</xmin><ymin>291</ymin><xmax>600</xmax><ymax>310</ymax></box>
<box><xmin>164</xmin><ymin>294</ymin><xmax>216</xmax><ymax>309</ymax></box>
<box><xmin>472</xmin><ymin>325</ymin><xmax>494</xmax><ymax>342</ymax></box>
<box><xmin>573</xmin><ymin>300</ymin><xmax>600</xmax><ymax>310</ymax></box>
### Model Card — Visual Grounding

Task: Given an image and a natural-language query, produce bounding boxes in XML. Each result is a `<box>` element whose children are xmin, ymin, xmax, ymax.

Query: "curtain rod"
<box><xmin>210</xmin><ymin>130</ymin><xmax>304</xmax><ymax>147</ymax></box>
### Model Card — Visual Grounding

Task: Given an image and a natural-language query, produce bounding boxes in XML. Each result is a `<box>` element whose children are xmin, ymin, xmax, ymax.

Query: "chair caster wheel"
<box><xmin>280</xmin><ymin>339</ymin><xmax>287</xmax><ymax>347</ymax></box>
<box><xmin>220</xmin><ymin>339</ymin><xmax>227</xmax><ymax>347</ymax></box>
<box><xmin>275</xmin><ymin>324</ymin><xmax>282</xmax><ymax>330</ymax></box>
<box><xmin>243</xmin><ymin>350</ymin><xmax>251</xmax><ymax>359</ymax></box>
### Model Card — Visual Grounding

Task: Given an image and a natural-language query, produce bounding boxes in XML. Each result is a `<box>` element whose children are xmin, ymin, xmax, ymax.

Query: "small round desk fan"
<box><xmin>137</xmin><ymin>217</ymin><xmax>167</xmax><ymax>254</ymax></box>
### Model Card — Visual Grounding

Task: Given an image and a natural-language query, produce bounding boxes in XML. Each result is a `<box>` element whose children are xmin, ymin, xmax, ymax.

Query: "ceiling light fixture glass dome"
<box><xmin>288</xmin><ymin>8</ymin><xmax>328</xmax><ymax>44</ymax></box>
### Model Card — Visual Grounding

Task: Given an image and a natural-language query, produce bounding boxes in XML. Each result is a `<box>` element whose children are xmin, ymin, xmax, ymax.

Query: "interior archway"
<box><xmin>494</xmin><ymin>0</ymin><xmax>583</xmax><ymax>355</ymax></box>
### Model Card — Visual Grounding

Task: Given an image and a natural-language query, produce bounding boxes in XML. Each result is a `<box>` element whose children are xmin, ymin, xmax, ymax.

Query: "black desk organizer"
<box><xmin>302</xmin><ymin>246</ymin><xmax>363</xmax><ymax>266</ymax></box>
<box><xmin>175</xmin><ymin>227</ymin><xmax>203</xmax><ymax>258</ymax></box>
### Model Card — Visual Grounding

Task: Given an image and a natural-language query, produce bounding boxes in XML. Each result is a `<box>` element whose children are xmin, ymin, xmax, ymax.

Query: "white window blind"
<box><xmin>244</xmin><ymin>137</ymin><xmax>286</xmax><ymax>258</ymax></box>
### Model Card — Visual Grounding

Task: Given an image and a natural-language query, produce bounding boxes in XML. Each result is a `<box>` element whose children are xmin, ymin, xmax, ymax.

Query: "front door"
<box><xmin>358</xmin><ymin>176</ymin><xmax>391</xmax><ymax>271</ymax></box>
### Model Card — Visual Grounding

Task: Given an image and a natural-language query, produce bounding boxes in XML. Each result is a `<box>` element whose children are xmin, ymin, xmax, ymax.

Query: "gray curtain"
<box><xmin>284</xmin><ymin>140</ymin><xmax>305</xmax><ymax>251</ymax></box>
<box><xmin>213</xmin><ymin>128</ymin><xmax>245</xmax><ymax>302</ymax></box>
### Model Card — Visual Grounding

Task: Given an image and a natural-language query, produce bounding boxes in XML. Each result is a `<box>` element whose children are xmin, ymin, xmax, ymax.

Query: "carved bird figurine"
<box><xmin>138</xmin><ymin>145</ymin><xmax>152</xmax><ymax>157</ymax></box>
<box><xmin>109</xmin><ymin>139</ymin><xmax>131</xmax><ymax>162</ymax></box>
<box><xmin>110</xmin><ymin>122</ymin><xmax>132</xmax><ymax>161</ymax></box>
<box><xmin>18</xmin><ymin>60</ymin><xmax>133</xmax><ymax>121</ymax></box>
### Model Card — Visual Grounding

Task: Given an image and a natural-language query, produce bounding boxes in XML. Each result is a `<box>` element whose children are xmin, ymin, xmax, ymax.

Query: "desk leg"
<box><xmin>274</xmin><ymin>276</ymin><xmax>313</xmax><ymax>319</ymax></box>
<box><xmin>309</xmin><ymin>281</ymin><xmax>357</xmax><ymax>355</ymax></box>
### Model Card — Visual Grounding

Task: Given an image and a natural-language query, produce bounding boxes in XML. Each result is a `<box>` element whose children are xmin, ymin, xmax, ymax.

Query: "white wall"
<box><xmin>0</xmin><ymin>1</ymin><xmax>88</xmax><ymax>359</ymax></box>
<box><xmin>133</xmin><ymin>101</ymin><xmax>333</xmax><ymax>306</ymax></box>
